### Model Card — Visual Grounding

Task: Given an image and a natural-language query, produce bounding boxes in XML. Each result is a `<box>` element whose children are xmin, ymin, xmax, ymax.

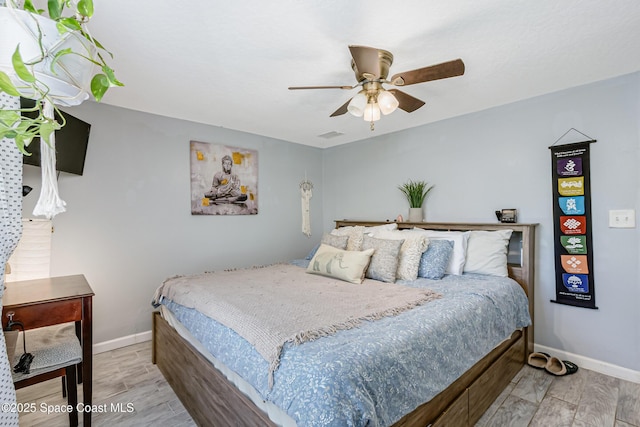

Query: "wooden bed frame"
<box><xmin>152</xmin><ymin>221</ymin><xmax>536</xmax><ymax>427</ymax></box>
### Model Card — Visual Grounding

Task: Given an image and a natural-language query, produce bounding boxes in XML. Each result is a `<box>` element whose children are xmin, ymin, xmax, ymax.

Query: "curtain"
<box><xmin>0</xmin><ymin>91</ymin><xmax>23</xmax><ymax>425</ymax></box>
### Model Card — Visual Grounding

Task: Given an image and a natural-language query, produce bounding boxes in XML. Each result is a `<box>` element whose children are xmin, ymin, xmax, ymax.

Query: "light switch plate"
<box><xmin>609</xmin><ymin>209</ymin><xmax>636</xmax><ymax>228</ymax></box>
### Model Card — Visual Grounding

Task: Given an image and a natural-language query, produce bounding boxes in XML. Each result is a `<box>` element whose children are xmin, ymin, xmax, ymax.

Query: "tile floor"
<box><xmin>15</xmin><ymin>341</ymin><xmax>640</xmax><ymax>426</ymax></box>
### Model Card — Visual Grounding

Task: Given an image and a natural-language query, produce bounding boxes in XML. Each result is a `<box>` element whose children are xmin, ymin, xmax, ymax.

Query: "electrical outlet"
<box><xmin>609</xmin><ymin>209</ymin><xmax>636</xmax><ymax>228</ymax></box>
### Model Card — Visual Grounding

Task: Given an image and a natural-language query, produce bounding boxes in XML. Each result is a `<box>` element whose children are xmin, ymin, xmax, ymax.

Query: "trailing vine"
<box><xmin>0</xmin><ymin>0</ymin><xmax>122</xmax><ymax>153</ymax></box>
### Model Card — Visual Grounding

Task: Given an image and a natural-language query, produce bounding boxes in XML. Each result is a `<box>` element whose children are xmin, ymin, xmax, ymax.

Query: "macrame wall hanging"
<box><xmin>300</xmin><ymin>175</ymin><xmax>313</xmax><ymax>237</ymax></box>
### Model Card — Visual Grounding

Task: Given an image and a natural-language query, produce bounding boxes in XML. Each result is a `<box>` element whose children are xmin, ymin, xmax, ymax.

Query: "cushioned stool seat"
<box><xmin>12</xmin><ymin>324</ymin><xmax>82</xmax><ymax>426</ymax></box>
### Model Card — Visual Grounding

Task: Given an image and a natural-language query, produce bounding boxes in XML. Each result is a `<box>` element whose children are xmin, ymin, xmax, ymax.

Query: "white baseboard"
<box><xmin>535</xmin><ymin>344</ymin><xmax>640</xmax><ymax>384</ymax></box>
<box><xmin>93</xmin><ymin>330</ymin><xmax>152</xmax><ymax>354</ymax></box>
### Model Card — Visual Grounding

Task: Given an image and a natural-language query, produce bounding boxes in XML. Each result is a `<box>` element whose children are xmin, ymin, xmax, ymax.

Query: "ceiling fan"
<box><xmin>289</xmin><ymin>45</ymin><xmax>465</xmax><ymax>130</ymax></box>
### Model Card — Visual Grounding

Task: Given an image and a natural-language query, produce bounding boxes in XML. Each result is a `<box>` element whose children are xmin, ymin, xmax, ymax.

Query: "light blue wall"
<box><xmin>21</xmin><ymin>72</ymin><xmax>639</xmax><ymax>374</ymax></box>
<box><xmin>322</xmin><ymin>72</ymin><xmax>640</xmax><ymax>372</ymax></box>
<box><xmin>22</xmin><ymin>103</ymin><xmax>324</xmax><ymax>344</ymax></box>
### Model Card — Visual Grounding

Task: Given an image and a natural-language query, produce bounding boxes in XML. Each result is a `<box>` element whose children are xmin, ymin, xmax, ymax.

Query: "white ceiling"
<box><xmin>88</xmin><ymin>0</ymin><xmax>640</xmax><ymax>148</ymax></box>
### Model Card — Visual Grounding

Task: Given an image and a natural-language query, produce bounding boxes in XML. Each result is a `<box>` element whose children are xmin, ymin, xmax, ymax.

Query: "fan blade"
<box><xmin>388</xmin><ymin>89</ymin><xmax>425</xmax><ymax>113</ymax></box>
<box><xmin>390</xmin><ymin>59</ymin><xmax>465</xmax><ymax>86</ymax></box>
<box><xmin>330</xmin><ymin>99</ymin><xmax>352</xmax><ymax>117</ymax></box>
<box><xmin>349</xmin><ymin>45</ymin><xmax>383</xmax><ymax>80</ymax></box>
<box><xmin>289</xmin><ymin>85</ymin><xmax>354</xmax><ymax>90</ymax></box>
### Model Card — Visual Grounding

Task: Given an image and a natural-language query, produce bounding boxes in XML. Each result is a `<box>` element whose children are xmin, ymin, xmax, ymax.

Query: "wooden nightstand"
<box><xmin>2</xmin><ymin>275</ymin><xmax>94</xmax><ymax>426</ymax></box>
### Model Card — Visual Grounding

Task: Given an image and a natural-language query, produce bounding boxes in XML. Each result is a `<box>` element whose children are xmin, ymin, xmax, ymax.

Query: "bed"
<box><xmin>152</xmin><ymin>220</ymin><xmax>536</xmax><ymax>426</ymax></box>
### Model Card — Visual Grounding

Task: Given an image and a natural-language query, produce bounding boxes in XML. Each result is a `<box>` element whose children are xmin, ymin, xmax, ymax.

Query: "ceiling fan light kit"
<box><xmin>289</xmin><ymin>45</ymin><xmax>465</xmax><ymax>131</ymax></box>
<box><xmin>347</xmin><ymin>90</ymin><xmax>367</xmax><ymax>117</ymax></box>
<box><xmin>363</xmin><ymin>101</ymin><xmax>380</xmax><ymax>123</ymax></box>
<box><xmin>377</xmin><ymin>90</ymin><xmax>399</xmax><ymax>115</ymax></box>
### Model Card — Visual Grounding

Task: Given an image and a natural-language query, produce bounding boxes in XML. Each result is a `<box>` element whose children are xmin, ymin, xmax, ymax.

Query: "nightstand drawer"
<box><xmin>3</xmin><ymin>299</ymin><xmax>82</xmax><ymax>330</ymax></box>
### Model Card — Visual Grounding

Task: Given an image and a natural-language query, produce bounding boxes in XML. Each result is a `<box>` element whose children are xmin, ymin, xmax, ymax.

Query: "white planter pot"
<box><xmin>408</xmin><ymin>207</ymin><xmax>423</xmax><ymax>222</ymax></box>
<box><xmin>0</xmin><ymin>7</ymin><xmax>97</xmax><ymax>106</ymax></box>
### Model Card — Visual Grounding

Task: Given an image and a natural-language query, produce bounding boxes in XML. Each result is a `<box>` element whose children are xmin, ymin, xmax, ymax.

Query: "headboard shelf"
<box><xmin>335</xmin><ymin>219</ymin><xmax>537</xmax><ymax>354</ymax></box>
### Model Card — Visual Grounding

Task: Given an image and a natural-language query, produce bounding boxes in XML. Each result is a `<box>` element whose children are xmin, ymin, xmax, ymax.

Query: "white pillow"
<box><xmin>307</xmin><ymin>244</ymin><xmax>375</xmax><ymax>284</ymax></box>
<box><xmin>412</xmin><ymin>229</ymin><xmax>471</xmax><ymax>275</ymax></box>
<box><xmin>369</xmin><ymin>229</ymin><xmax>429</xmax><ymax>281</ymax></box>
<box><xmin>330</xmin><ymin>226</ymin><xmax>366</xmax><ymax>251</ymax></box>
<box><xmin>363</xmin><ymin>223</ymin><xmax>398</xmax><ymax>233</ymax></box>
<box><xmin>463</xmin><ymin>230</ymin><xmax>513</xmax><ymax>276</ymax></box>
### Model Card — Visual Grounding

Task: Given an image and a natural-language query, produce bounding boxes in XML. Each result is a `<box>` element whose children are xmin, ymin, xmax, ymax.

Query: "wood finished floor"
<box><xmin>15</xmin><ymin>341</ymin><xmax>640</xmax><ymax>426</ymax></box>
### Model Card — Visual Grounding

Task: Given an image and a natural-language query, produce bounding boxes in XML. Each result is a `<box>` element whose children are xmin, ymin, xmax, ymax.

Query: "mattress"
<box><xmin>158</xmin><ymin>260</ymin><xmax>531</xmax><ymax>427</ymax></box>
<box><xmin>159</xmin><ymin>305</ymin><xmax>297</xmax><ymax>426</ymax></box>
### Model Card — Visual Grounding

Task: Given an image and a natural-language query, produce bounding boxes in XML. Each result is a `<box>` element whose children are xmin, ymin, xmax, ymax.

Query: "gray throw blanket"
<box><xmin>154</xmin><ymin>263</ymin><xmax>441</xmax><ymax>386</ymax></box>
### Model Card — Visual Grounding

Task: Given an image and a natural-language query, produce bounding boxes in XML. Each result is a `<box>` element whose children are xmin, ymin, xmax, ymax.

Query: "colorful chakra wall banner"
<box><xmin>550</xmin><ymin>141</ymin><xmax>597</xmax><ymax>309</ymax></box>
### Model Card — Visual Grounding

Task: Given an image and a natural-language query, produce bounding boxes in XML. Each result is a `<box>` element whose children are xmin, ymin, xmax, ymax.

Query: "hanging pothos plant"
<box><xmin>0</xmin><ymin>0</ymin><xmax>122</xmax><ymax>154</ymax></box>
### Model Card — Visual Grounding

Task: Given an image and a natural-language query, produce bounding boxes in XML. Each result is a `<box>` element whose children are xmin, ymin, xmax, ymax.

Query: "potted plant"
<box><xmin>0</xmin><ymin>0</ymin><xmax>122</xmax><ymax>153</ymax></box>
<box><xmin>398</xmin><ymin>180</ymin><xmax>433</xmax><ymax>222</ymax></box>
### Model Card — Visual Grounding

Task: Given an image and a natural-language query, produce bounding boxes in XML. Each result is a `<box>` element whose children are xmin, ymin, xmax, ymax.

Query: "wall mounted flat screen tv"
<box><xmin>20</xmin><ymin>98</ymin><xmax>91</xmax><ymax>176</ymax></box>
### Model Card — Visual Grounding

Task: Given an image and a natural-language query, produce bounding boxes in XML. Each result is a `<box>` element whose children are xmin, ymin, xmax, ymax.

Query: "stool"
<box><xmin>11</xmin><ymin>324</ymin><xmax>82</xmax><ymax>426</ymax></box>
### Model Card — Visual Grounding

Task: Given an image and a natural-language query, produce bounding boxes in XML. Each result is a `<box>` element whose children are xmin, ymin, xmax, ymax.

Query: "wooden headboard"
<box><xmin>335</xmin><ymin>220</ymin><xmax>537</xmax><ymax>354</ymax></box>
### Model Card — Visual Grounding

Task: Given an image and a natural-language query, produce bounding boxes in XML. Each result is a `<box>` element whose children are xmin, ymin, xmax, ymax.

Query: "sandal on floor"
<box><xmin>527</xmin><ymin>352</ymin><xmax>550</xmax><ymax>369</ymax></box>
<box><xmin>561</xmin><ymin>360</ymin><xmax>579</xmax><ymax>375</ymax></box>
<box><xmin>545</xmin><ymin>357</ymin><xmax>579</xmax><ymax>376</ymax></box>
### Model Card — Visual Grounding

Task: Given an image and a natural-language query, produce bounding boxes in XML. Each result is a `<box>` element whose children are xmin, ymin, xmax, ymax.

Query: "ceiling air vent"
<box><xmin>318</xmin><ymin>131</ymin><xmax>344</xmax><ymax>139</ymax></box>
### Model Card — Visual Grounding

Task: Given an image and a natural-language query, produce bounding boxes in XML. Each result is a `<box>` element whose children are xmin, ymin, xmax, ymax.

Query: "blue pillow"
<box><xmin>305</xmin><ymin>244</ymin><xmax>321</xmax><ymax>260</ymax></box>
<box><xmin>418</xmin><ymin>240</ymin><xmax>454</xmax><ymax>280</ymax></box>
